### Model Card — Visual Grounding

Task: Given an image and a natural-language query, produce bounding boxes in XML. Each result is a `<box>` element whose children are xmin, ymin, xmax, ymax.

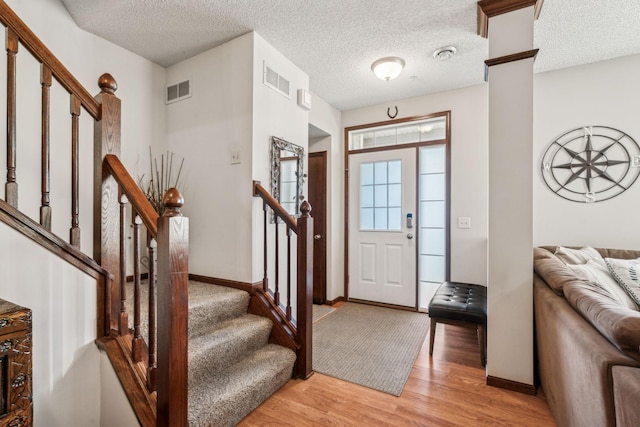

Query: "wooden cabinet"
<box><xmin>0</xmin><ymin>299</ymin><xmax>32</xmax><ymax>427</ymax></box>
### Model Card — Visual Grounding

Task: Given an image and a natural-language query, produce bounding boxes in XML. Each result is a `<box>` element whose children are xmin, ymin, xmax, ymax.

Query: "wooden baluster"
<box><xmin>5</xmin><ymin>29</ymin><xmax>18</xmax><ymax>207</ymax></box>
<box><xmin>262</xmin><ymin>200</ymin><xmax>269</xmax><ymax>292</ymax></box>
<box><xmin>118</xmin><ymin>194</ymin><xmax>129</xmax><ymax>336</ymax></box>
<box><xmin>295</xmin><ymin>200</ymin><xmax>314</xmax><ymax>379</ymax></box>
<box><xmin>94</xmin><ymin>73</ymin><xmax>121</xmax><ymax>334</ymax></box>
<box><xmin>274</xmin><ymin>219</ymin><xmax>280</xmax><ymax>305</ymax></box>
<box><xmin>147</xmin><ymin>238</ymin><xmax>157</xmax><ymax>392</ymax></box>
<box><xmin>132</xmin><ymin>215</ymin><xmax>143</xmax><ymax>362</ymax></box>
<box><xmin>157</xmin><ymin>188</ymin><xmax>188</xmax><ymax>427</ymax></box>
<box><xmin>70</xmin><ymin>94</ymin><xmax>81</xmax><ymax>246</ymax></box>
<box><xmin>40</xmin><ymin>65</ymin><xmax>52</xmax><ymax>230</ymax></box>
<box><xmin>286</xmin><ymin>225</ymin><xmax>292</xmax><ymax>321</ymax></box>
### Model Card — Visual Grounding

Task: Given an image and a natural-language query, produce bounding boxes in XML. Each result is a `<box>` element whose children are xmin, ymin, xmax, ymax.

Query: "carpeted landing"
<box><xmin>129</xmin><ymin>281</ymin><xmax>295</xmax><ymax>427</ymax></box>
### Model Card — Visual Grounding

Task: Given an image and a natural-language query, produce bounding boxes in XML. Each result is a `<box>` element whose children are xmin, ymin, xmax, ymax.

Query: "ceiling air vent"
<box><xmin>166</xmin><ymin>80</ymin><xmax>191</xmax><ymax>104</ymax></box>
<box><xmin>263</xmin><ymin>63</ymin><xmax>290</xmax><ymax>98</ymax></box>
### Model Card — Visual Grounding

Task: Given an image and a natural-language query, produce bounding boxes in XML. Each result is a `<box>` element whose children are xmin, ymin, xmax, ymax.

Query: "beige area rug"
<box><xmin>312</xmin><ymin>302</ymin><xmax>429</xmax><ymax>396</ymax></box>
<box><xmin>312</xmin><ymin>304</ymin><xmax>336</xmax><ymax>323</ymax></box>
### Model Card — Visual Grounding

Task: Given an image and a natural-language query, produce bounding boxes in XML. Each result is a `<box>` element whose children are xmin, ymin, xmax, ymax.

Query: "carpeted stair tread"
<box><xmin>189</xmin><ymin>314</ymin><xmax>272</xmax><ymax>379</ymax></box>
<box><xmin>188</xmin><ymin>343</ymin><xmax>296</xmax><ymax>427</ymax></box>
<box><xmin>188</xmin><ymin>283</ymin><xmax>250</xmax><ymax>335</ymax></box>
<box><xmin>128</xmin><ymin>280</ymin><xmax>250</xmax><ymax>339</ymax></box>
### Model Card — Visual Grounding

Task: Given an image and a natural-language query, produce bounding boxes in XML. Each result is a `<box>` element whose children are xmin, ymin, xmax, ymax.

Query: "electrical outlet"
<box><xmin>457</xmin><ymin>217</ymin><xmax>471</xmax><ymax>229</ymax></box>
<box><xmin>632</xmin><ymin>154</ymin><xmax>640</xmax><ymax>168</ymax></box>
<box><xmin>231</xmin><ymin>150</ymin><xmax>241</xmax><ymax>165</ymax></box>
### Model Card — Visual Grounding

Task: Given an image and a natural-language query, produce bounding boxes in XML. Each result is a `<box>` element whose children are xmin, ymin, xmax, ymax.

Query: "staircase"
<box><xmin>0</xmin><ymin>2</ymin><xmax>313</xmax><ymax>425</ymax></box>
<box><xmin>132</xmin><ymin>281</ymin><xmax>296</xmax><ymax>426</ymax></box>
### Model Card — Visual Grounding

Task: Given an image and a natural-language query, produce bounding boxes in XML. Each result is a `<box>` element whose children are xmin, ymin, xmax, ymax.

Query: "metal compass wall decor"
<box><xmin>540</xmin><ymin>126</ymin><xmax>640</xmax><ymax>203</ymax></box>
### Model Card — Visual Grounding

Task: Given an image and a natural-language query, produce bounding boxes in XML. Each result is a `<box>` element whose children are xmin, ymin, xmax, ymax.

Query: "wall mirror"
<box><xmin>271</xmin><ymin>136</ymin><xmax>304</xmax><ymax>219</ymax></box>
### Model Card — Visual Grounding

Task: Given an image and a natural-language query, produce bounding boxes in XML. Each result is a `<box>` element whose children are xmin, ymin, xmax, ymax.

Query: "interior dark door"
<box><xmin>308</xmin><ymin>152</ymin><xmax>327</xmax><ymax>304</ymax></box>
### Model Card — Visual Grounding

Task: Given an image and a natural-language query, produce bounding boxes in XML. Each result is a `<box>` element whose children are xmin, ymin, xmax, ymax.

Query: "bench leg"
<box><xmin>478</xmin><ymin>324</ymin><xmax>486</xmax><ymax>367</ymax></box>
<box><xmin>429</xmin><ymin>318</ymin><xmax>437</xmax><ymax>356</ymax></box>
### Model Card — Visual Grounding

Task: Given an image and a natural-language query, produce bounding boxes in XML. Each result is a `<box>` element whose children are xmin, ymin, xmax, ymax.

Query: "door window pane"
<box><xmin>361</xmin><ymin>185</ymin><xmax>374</xmax><ymax>208</ymax></box>
<box><xmin>420</xmin><ymin>173</ymin><xmax>445</xmax><ymax>201</ymax></box>
<box><xmin>361</xmin><ymin>162</ymin><xmax>374</xmax><ymax>185</ymax></box>
<box><xmin>360</xmin><ymin>160</ymin><xmax>402</xmax><ymax>231</ymax></box>
<box><xmin>388</xmin><ymin>160</ymin><xmax>401</xmax><ymax>183</ymax></box>
<box><xmin>374</xmin><ymin>208</ymin><xmax>388</xmax><ymax>230</ymax></box>
<box><xmin>388</xmin><ymin>184</ymin><xmax>402</xmax><ymax>206</ymax></box>
<box><xmin>361</xmin><ymin>208</ymin><xmax>374</xmax><ymax>230</ymax></box>
<box><xmin>388</xmin><ymin>208</ymin><xmax>402</xmax><ymax>231</ymax></box>
<box><xmin>374</xmin><ymin>185</ymin><xmax>387</xmax><ymax>207</ymax></box>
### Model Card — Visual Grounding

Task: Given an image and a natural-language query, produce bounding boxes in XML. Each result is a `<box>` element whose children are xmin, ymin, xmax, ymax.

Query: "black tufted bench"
<box><xmin>428</xmin><ymin>281</ymin><xmax>487</xmax><ymax>367</ymax></box>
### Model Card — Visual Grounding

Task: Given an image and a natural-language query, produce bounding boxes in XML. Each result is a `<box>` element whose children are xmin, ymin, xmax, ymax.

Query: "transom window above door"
<box><xmin>349</xmin><ymin>116</ymin><xmax>446</xmax><ymax>150</ymax></box>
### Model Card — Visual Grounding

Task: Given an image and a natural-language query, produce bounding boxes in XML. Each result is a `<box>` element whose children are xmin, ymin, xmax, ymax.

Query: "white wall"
<box><xmin>0</xmin><ymin>0</ymin><xmax>166</xmax><ymax>424</ymax></box>
<box><xmin>534</xmin><ymin>53</ymin><xmax>640</xmax><ymax>248</ymax></box>
<box><xmin>165</xmin><ymin>33</ymin><xmax>255</xmax><ymax>282</ymax></box>
<box><xmin>0</xmin><ymin>223</ymin><xmax>100</xmax><ymax>425</ymax></box>
<box><xmin>309</xmin><ymin>94</ymin><xmax>343</xmax><ymax>301</ymax></box>
<box><xmin>342</xmin><ymin>84</ymin><xmax>490</xmax><ymax>287</ymax></box>
<box><xmin>251</xmin><ymin>33</ymin><xmax>310</xmax><ymax>283</ymax></box>
<box><xmin>165</xmin><ymin>32</ymin><xmax>310</xmax><ymax>285</ymax></box>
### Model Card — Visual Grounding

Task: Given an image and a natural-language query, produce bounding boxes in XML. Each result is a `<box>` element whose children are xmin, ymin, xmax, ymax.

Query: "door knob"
<box><xmin>314</xmin><ymin>234</ymin><xmax>322</xmax><ymax>240</ymax></box>
<box><xmin>407</xmin><ymin>233</ymin><xmax>414</xmax><ymax>240</ymax></box>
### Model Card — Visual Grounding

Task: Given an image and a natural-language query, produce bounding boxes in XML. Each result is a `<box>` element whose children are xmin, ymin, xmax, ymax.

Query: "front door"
<box><xmin>348</xmin><ymin>148</ymin><xmax>416</xmax><ymax>307</ymax></box>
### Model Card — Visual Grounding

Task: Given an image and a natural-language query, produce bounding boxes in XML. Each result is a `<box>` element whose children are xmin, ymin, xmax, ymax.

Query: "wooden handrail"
<box><xmin>0</xmin><ymin>2</ymin><xmax>100</xmax><ymax>119</ymax></box>
<box><xmin>253</xmin><ymin>181</ymin><xmax>297</xmax><ymax>230</ymax></box>
<box><xmin>252</xmin><ymin>180</ymin><xmax>314</xmax><ymax>379</ymax></box>
<box><xmin>104</xmin><ymin>154</ymin><xmax>159</xmax><ymax>238</ymax></box>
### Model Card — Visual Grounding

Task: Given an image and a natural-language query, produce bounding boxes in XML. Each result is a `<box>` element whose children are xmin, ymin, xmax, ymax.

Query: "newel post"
<box><xmin>93</xmin><ymin>73</ymin><xmax>120</xmax><ymax>336</ymax></box>
<box><xmin>157</xmin><ymin>188</ymin><xmax>189</xmax><ymax>427</ymax></box>
<box><xmin>296</xmin><ymin>200</ymin><xmax>314</xmax><ymax>379</ymax></box>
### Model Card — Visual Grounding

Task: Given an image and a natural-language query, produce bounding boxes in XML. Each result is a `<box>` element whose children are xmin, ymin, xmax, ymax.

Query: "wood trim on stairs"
<box><xmin>189</xmin><ymin>274</ymin><xmax>262</xmax><ymax>294</ymax></box>
<box><xmin>96</xmin><ymin>334</ymin><xmax>156</xmax><ymax>427</ymax></box>
<box><xmin>248</xmin><ymin>291</ymin><xmax>300</xmax><ymax>352</ymax></box>
<box><xmin>189</xmin><ymin>274</ymin><xmax>300</xmax><ymax>354</ymax></box>
<box><xmin>0</xmin><ymin>199</ymin><xmax>110</xmax><ymax>280</ymax></box>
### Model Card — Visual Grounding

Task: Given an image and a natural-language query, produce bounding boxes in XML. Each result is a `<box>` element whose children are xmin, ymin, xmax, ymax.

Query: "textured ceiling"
<box><xmin>59</xmin><ymin>0</ymin><xmax>640</xmax><ymax>111</ymax></box>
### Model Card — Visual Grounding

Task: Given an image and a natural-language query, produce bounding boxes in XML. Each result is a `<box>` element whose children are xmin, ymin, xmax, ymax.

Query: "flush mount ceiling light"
<box><xmin>433</xmin><ymin>46</ymin><xmax>457</xmax><ymax>61</ymax></box>
<box><xmin>371</xmin><ymin>57</ymin><xmax>405</xmax><ymax>81</ymax></box>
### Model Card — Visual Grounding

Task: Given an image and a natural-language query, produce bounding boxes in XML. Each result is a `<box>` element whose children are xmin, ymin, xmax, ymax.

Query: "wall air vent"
<box><xmin>263</xmin><ymin>63</ymin><xmax>290</xmax><ymax>98</ymax></box>
<box><xmin>166</xmin><ymin>80</ymin><xmax>191</xmax><ymax>104</ymax></box>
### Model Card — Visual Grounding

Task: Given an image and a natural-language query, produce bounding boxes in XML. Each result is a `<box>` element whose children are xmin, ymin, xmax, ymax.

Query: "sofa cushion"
<box><xmin>555</xmin><ymin>246</ymin><xmax>605</xmax><ymax>266</ymax></box>
<box><xmin>566</xmin><ymin>261</ymin><xmax>638</xmax><ymax>310</ymax></box>
<box><xmin>534</xmin><ymin>247</ymin><xmax>588</xmax><ymax>296</ymax></box>
<box><xmin>564</xmin><ymin>280</ymin><xmax>640</xmax><ymax>360</ymax></box>
<box><xmin>597</xmin><ymin>248</ymin><xmax>640</xmax><ymax>260</ymax></box>
<box><xmin>605</xmin><ymin>257</ymin><xmax>640</xmax><ymax>306</ymax></box>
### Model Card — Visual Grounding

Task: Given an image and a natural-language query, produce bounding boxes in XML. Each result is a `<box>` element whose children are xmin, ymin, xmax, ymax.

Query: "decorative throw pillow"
<box><xmin>567</xmin><ymin>261</ymin><xmax>639</xmax><ymax>310</ymax></box>
<box><xmin>555</xmin><ymin>246</ymin><xmax>605</xmax><ymax>266</ymax></box>
<box><xmin>605</xmin><ymin>257</ymin><xmax>640</xmax><ymax>306</ymax></box>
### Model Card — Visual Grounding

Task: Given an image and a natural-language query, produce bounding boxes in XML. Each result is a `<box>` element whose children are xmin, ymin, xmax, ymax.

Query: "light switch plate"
<box><xmin>231</xmin><ymin>149</ymin><xmax>241</xmax><ymax>165</ymax></box>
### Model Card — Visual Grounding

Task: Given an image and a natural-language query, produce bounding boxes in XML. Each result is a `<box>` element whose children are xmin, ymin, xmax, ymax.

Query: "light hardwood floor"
<box><xmin>239</xmin><ymin>306</ymin><xmax>557</xmax><ymax>426</ymax></box>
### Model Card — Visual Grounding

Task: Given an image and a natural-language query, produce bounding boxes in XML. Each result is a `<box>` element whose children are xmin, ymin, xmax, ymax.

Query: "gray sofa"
<box><xmin>534</xmin><ymin>246</ymin><xmax>640</xmax><ymax>427</ymax></box>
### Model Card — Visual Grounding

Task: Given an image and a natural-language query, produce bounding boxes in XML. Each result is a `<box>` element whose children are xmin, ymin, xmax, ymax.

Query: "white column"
<box><xmin>481</xmin><ymin>2</ymin><xmax>539</xmax><ymax>390</ymax></box>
